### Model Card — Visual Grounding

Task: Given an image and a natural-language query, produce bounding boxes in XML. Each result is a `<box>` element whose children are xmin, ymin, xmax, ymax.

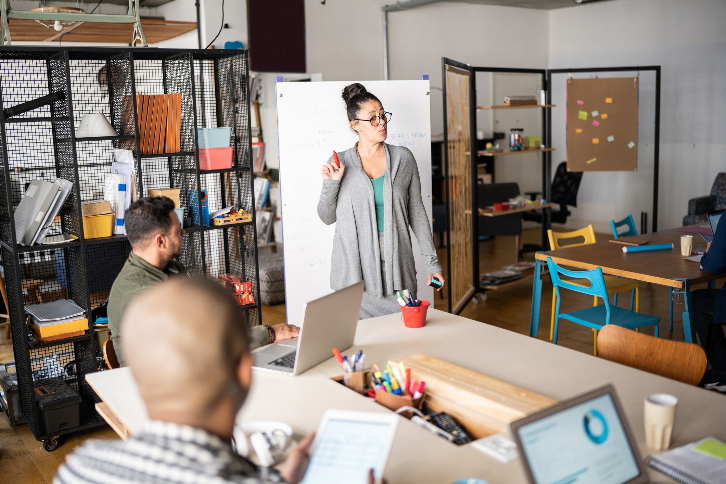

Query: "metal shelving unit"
<box><xmin>0</xmin><ymin>47</ymin><xmax>261</xmax><ymax>450</ymax></box>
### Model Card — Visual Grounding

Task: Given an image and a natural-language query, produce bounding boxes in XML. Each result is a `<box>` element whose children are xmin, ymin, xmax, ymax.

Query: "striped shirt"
<box><xmin>54</xmin><ymin>420</ymin><xmax>285</xmax><ymax>484</ymax></box>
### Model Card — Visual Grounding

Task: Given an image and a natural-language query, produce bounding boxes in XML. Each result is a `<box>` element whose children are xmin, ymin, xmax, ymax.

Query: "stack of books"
<box><xmin>480</xmin><ymin>270</ymin><xmax>523</xmax><ymax>288</ymax></box>
<box><xmin>25</xmin><ymin>300</ymin><xmax>88</xmax><ymax>343</ymax></box>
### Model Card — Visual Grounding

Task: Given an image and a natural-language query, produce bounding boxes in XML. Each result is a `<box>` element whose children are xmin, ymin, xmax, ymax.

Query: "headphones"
<box><xmin>232</xmin><ymin>421</ymin><xmax>293</xmax><ymax>467</ymax></box>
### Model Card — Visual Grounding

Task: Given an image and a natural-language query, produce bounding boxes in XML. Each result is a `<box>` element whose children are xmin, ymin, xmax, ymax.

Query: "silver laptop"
<box><xmin>252</xmin><ymin>281</ymin><xmax>364</xmax><ymax>376</ymax></box>
<box><xmin>511</xmin><ymin>385</ymin><xmax>649</xmax><ymax>484</ymax></box>
<box><xmin>700</xmin><ymin>212</ymin><xmax>723</xmax><ymax>244</ymax></box>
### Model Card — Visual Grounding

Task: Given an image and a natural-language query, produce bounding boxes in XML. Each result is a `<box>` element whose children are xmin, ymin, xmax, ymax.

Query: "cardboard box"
<box><xmin>148</xmin><ymin>188</ymin><xmax>181</xmax><ymax>208</ymax></box>
<box><xmin>83</xmin><ymin>213</ymin><xmax>114</xmax><ymax>240</ymax></box>
<box><xmin>81</xmin><ymin>200</ymin><xmax>113</xmax><ymax>217</ymax></box>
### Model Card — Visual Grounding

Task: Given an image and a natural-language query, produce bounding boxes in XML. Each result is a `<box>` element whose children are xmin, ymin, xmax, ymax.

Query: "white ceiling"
<box><xmin>448</xmin><ymin>0</ymin><xmax>613</xmax><ymax>10</ymax></box>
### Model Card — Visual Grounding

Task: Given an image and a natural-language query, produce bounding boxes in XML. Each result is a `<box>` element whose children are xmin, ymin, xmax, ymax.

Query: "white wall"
<box><xmin>305</xmin><ymin>0</ymin><xmax>549</xmax><ymax>141</ymax></box>
<box><xmin>548</xmin><ymin>0</ymin><xmax>726</xmax><ymax>232</ymax></box>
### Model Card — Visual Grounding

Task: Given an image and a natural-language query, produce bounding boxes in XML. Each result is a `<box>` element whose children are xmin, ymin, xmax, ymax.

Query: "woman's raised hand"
<box><xmin>321</xmin><ymin>160</ymin><xmax>345</xmax><ymax>181</ymax></box>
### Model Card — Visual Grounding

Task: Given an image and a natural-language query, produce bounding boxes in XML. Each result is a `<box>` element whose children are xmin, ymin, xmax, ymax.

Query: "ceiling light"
<box><xmin>31</xmin><ymin>1</ymin><xmax>86</xmax><ymax>31</ymax></box>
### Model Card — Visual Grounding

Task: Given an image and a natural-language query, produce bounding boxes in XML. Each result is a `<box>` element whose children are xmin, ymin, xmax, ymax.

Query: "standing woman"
<box><xmin>317</xmin><ymin>83</ymin><xmax>444</xmax><ymax>319</ymax></box>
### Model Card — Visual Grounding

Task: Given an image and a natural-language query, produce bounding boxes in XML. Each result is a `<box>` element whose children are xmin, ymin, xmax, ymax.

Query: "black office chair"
<box><xmin>522</xmin><ymin>161</ymin><xmax>583</xmax><ymax>225</ymax></box>
<box><xmin>520</xmin><ymin>162</ymin><xmax>583</xmax><ymax>256</ymax></box>
<box><xmin>432</xmin><ymin>203</ymin><xmax>447</xmax><ymax>248</ymax></box>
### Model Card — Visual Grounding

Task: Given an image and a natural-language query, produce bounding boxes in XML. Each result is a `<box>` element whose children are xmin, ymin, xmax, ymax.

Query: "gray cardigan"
<box><xmin>317</xmin><ymin>143</ymin><xmax>442</xmax><ymax>297</ymax></box>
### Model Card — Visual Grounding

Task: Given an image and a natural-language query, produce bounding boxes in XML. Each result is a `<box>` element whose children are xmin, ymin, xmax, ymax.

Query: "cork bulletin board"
<box><xmin>566</xmin><ymin>77</ymin><xmax>639</xmax><ymax>172</ymax></box>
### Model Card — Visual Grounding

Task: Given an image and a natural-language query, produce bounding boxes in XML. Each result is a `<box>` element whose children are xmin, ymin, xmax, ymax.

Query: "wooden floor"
<box><xmin>0</xmin><ymin>228</ymin><xmax>718</xmax><ymax>482</ymax></box>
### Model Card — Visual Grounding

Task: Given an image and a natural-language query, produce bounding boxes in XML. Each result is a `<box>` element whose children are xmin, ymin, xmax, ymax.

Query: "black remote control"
<box><xmin>429</xmin><ymin>412</ymin><xmax>471</xmax><ymax>445</ymax></box>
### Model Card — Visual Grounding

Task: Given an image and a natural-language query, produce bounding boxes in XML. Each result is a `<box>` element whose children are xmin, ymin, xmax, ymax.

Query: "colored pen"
<box><xmin>408</xmin><ymin>378</ymin><xmax>417</xmax><ymax>396</ymax></box>
<box><xmin>405</xmin><ymin>368</ymin><xmax>411</xmax><ymax>391</ymax></box>
<box><xmin>383</xmin><ymin>381</ymin><xmax>392</xmax><ymax>393</ymax></box>
<box><xmin>397</xmin><ymin>296</ymin><xmax>408</xmax><ymax>307</ymax></box>
<box><xmin>413</xmin><ymin>381</ymin><xmax>425</xmax><ymax>399</ymax></box>
<box><xmin>358</xmin><ymin>355</ymin><xmax>365</xmax><ymax>371</ymax></box>
<box><xmin>332</xmin><ymin>151</ymin><xmax>341</xmax><ymax>168</ymax></box>
<box><xmin>389</xmin><ymin>377</ymin><xmax>402</xmax><ymax>395</ymax></box>
<box><xmin>342</xmin><ymin>355</ymin><xmax>352</xmax><ymax>373</ymax></box>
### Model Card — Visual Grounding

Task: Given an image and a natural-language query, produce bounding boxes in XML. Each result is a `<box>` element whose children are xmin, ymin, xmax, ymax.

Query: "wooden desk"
<box><xmin>529</xmin><ymin>227</ymin><xmax>726</xmax><ymax>343</ymax></box>
<box><xmin>87</xmin><ymin>309</ymin><xmax>726</xmax><ymax>484</ymax></box>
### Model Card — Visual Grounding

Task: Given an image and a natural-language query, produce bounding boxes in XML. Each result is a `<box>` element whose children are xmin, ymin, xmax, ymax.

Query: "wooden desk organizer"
<box><xmin>389</xmin><ymin>354</ymin><xmax>556</xmax><ymax>439</ymax></box>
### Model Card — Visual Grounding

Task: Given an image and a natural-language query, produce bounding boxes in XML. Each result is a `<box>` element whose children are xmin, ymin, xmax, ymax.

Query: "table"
<box><xmin>529</xmin><ymin>227</ymin><xmax>726</xmax><ymax>343</ymax></box>
<box><xmin>87</xmin><ymin>309</ymin><xmax>726</xmax><ymax>484</ymax></box>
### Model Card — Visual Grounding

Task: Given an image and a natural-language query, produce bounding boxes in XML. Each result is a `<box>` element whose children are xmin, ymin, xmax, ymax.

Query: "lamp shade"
<box><xmin>76</xmin><ymin>113</ymin><xmax>117</xmax><ymax>138</ymax></box>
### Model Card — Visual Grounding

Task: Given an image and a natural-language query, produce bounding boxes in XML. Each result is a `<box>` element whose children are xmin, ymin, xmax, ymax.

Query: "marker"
<box><xmin>332</xmin><ymin>348</ymin><xmax>345</xmax><ymax>370</ymax></box>
<box><xmin>391</xmin><ymin>366</ymin><xmax>404</xmax><ymax>386</ymax></box>
<box><xmin>413</xmin><ymin>381</ymin><xmax>425</xmax><ymax>399</ymax></box>
<box><xmin>397</xmin><ymin>296</ymin><xmax>408</xmax><ymax>307</ymax></box>
<box><xmin>372</xmin><ymin>363</ymin><xmax>382</xmax><ymax>374</ymax></box>
<box><xmin>383</xmin><ymin>381</ymin><xmax>392</xmax><ymax>393</ymax></box>
<box><xmin>332</xmin><ymin>151</ymin><xmax>341</xmax><ymax>168</ymax></box>
<box><xmin>408</xmin><ymin>378</ymin><xmax>417</xmax><ymax>396</ymax></box>
<box><xmin>342</xmin><ymin>355</ymin><xmax>351</xmax><ymax>373</ymax></box>
<box><xmin>405</xmin><ymin>368</ymin><xmax>411</xmax><ymax>391</ymax></box>
<box><xmin>389</xmin><ymin>376</ymin><xmax>403</xmax><ymax>395</ymax></box>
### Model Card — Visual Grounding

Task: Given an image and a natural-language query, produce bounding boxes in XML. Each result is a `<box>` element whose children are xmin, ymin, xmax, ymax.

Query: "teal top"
<box><xmin>371</xmin><ymin>173</ymin><xmax>385</xmax><ymax>233</ymax></box>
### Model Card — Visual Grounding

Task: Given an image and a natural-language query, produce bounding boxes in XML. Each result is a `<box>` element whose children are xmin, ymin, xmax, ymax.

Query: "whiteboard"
<box><xmin>276</xmin><ymin>80</ymin><xmax>433</xmax><ymax>328</ymax></box>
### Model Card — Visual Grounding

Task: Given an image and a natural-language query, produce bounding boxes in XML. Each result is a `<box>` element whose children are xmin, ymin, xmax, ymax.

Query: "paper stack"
<box><xmin>26</xmin><ymin>299</ymin><xmax>88</xmax><ymax>342</ymax></box>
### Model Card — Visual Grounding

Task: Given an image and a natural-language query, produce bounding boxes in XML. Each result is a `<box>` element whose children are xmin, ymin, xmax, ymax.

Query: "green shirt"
<box><xmin>107</xmin><ymin>252</ymin><xmax>269</xmax><ymax>366</ymax></box>
<box><xmin>371</xmin><ymin>173</ymin><xmax>385</xmax><ymax>233</ymax></box>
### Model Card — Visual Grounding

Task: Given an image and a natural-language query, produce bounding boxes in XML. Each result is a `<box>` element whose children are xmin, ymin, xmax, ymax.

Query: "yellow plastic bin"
<box><xmin>83</xmin><ymin>213</ymin><xmax>114</xmax><ymax>239</ymax></box>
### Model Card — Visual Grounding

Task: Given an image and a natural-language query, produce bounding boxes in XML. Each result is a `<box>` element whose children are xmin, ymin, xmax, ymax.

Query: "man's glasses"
<box><xmin>355</xmin><ymin>112</ymin><xmax>392</xmax><ymax>127</ymax></box>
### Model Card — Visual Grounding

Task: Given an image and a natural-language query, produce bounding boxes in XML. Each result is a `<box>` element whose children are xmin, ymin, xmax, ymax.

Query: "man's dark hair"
<box><xmin>124</xmin><ymin>196</ymin><xmax>176</xmax><ymax>247</ymax></box>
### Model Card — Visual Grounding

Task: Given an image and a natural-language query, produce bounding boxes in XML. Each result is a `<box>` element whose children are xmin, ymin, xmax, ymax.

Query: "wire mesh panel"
<box><xmin>0</xmin><ymin>47</ymin><xmax>260</xmax><ymax>443</ymax></box>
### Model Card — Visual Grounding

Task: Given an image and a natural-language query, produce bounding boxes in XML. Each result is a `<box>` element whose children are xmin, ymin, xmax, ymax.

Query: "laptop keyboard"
<box><xmin>270</xmin><ymin>352</ymin><xmax>296</xmax><ymax>369</ymax></box>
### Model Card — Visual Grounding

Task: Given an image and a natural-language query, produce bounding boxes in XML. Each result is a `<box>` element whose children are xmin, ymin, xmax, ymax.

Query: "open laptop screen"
<box><xmin>710</xmin><ymin>212</ymin><xmax>722</xmax><ymax>236</ymax></box>
<box><xmin>515</xmin><ymin>392</ymin><xmax>641</xmax><ymax>484</ymax></box>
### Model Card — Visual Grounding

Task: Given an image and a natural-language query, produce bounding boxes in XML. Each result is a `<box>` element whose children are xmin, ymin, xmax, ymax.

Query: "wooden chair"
<box><xmin>548</xmin><ymin>226</ymin><xmax>641</xmax><ymax>355</ymax></box>
<box><xmin>103</xmin><ymin>339</ymin><xmax>120</xmax><ymax>369</ymax></box>
<box><xmin>597</xmin><ymin>325</ymin><xmax>707</xmax><ymax>386</ymax></box>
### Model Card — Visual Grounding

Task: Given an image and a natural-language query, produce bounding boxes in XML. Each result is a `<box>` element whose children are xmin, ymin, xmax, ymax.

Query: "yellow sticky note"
<box><xmin>601</xmin><ymin>113</ymin><xmax>608</xmax><ymax>119</ymax></box>
<box><xmin>575</xmin><ymin>129</ymin><xmax>582</xmax><ymax>134</ymax></box>
<box><xmin>694</xmin><ymin>439</ymin><xmax>726</xmax><ymax>460</ymax></box>
<box><xmin>606</xmin><ymin>98</ymin><xmax>612</xmax><ymax>103</ymax></box>
<box><xmin>586</xmin><ymin>158</ymin><xmax>597</xmax><ymax>164</ymax></box>
<box><xmin>578</xmin><ymin>111</ymin><xmax>588</xmax><ymax>120</ymax></box>
<box><xmin>592</xmin><ymin>138</ymin><xmax>599</xmax><ymax>144</ymax></box>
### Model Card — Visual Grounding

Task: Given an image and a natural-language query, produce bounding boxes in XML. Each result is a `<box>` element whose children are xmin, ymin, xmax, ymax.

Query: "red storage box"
<box><xmin>199</xmin><ymin>147</ymin><xmax>233</xmax><ymax>171</ymax></box>
<box><xmin>218</xmin><ymin>274</ymin><xmax>251</xmax><ymax>295</ymax></box>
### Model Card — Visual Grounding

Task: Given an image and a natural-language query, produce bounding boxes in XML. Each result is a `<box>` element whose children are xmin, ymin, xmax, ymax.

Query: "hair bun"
<box><xmin>342</xmin><ymin>83</ymin><xmax>368</xmax><ymax>105</ymax></box>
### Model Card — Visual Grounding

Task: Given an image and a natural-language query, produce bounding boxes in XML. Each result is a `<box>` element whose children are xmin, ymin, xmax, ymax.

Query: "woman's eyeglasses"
<box><xmin>355</xmin><ymin>112</ymin><xmax>392</xmax><ymax>127</ymax></box>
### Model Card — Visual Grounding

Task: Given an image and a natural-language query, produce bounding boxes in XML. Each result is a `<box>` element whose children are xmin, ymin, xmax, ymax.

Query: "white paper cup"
<box><xmin>644</xmin><ymin>393</ymin><xmax>678</xmax><ymax>450</ymax></box>
<box><xmin>681</xmin><ymin>235</ymin><xmax>694</xmax><ymax>256</ymax></box>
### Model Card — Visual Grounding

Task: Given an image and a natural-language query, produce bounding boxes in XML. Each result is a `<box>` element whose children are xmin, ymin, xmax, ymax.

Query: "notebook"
<box><xmin>25</xmin><ymin>299</ymin><xmax>84</xmax><ymax>322</ymax></box>
<box><xmin>14</xmin><ymin>180</ymin><xmax>60</xmax><ymax>246</ymax></box>
<box><xmin>646</xmin><ymin>437</ymin><xmax>726</xmax><ymax>484</ymax></box>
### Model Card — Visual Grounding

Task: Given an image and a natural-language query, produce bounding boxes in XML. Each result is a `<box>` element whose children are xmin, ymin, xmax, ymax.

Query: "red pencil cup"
<box><xmin>401</xmin><ymin>300</ymin><xmax>430</xmax><ymax>328</ymax></box>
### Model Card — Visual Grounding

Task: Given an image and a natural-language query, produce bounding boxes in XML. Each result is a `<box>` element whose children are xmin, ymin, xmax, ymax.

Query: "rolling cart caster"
<box><xmin>43</xmin><ymin>437</ymin><xmax>59</xmax><ymax>452</ymax></box>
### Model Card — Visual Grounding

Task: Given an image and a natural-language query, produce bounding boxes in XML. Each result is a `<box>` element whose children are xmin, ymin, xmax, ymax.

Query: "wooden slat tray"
<box><xmin>390</xmin><ymin>354</ymin><xmax>556</xmax><ymax>439</ymax></box>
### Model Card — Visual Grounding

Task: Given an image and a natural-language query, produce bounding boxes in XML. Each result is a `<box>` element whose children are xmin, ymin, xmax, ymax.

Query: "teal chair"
<box><xmin>610</xmin><ymin>214</ymin><xmax>675</xmax><ymax>331</ymax></box>
<box><xmin>610</xmin><ymin>214</ymin><xmax>637</xmax><ymax>238</ymax></box>
<box><xmin>547</xmin><ymin>257</ymin><xmax>660</xmax><ymax>347</ymax></box>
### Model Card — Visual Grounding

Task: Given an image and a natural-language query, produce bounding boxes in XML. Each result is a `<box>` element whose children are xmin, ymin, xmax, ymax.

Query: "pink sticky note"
<box><xmin>577</xmin><ymin>100</ymin><xmax>584</xmax><ymax>105</ymax></box>
<box><xmin>593</xmin><ymin>120</ymin><xmax>600</xmax><ymax>127</ymax></box>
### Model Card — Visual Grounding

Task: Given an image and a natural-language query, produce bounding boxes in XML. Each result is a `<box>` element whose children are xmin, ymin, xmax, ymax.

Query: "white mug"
<box><xmin>233</xmin><ymin>421</ymin><xmax>293</xmax><ymax>467</ymax></box>
<box><xmin>644</xmin><ymin>394</ymin><xmax>678</xmax><ymax>450</ymax></box>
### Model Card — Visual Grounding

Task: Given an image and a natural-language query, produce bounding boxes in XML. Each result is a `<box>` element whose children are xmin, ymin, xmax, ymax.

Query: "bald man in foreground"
<box><xmin>55</xmin><ymin>277</ymin><xmax>315</xmax><ymax>483</ymax></box>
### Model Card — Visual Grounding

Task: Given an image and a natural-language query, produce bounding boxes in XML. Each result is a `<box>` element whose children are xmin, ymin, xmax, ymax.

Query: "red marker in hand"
<box><xmin>332</xmin><ymin>151</ymin><xmax>341</xmax><ymax>168</ymax></box>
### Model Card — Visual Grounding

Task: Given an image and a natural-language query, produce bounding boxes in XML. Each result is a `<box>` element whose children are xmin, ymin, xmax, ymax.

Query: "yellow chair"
<box><xmin>548</xmin><ymin>226</ymin><xmax>640</xmax><ymax>355</ymax></box>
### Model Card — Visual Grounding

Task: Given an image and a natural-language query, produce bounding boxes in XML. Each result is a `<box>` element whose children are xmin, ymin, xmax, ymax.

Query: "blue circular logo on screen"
<box><xmin>583</xmin><ymin>410</ymin><xmax>608</xmax><ymax>444</ymax></box>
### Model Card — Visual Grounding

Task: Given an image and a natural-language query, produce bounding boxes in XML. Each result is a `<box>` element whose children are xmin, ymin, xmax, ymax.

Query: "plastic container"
<box><xmin>197</xmin><ymin>127</ymin><xmax>232</xmax><ymax>149</ymax></box>
<box><xmin>34</xmin><ymin>378</ymin><xmax>82</xmax><ymax>433</ymax></box>
<box><xmin>83</xmin><ymin>213</ymin><xmax>114</xmax><ymax>239</ymax></box>
<box><xmin>199</xmin><ymin>147</ymin><xmax>233</xmax><ymax>171</ymax></box>
<box><xmin>493</xmin><ymin>203</ymin><xmax>509</xmax><ymax>211</ymax></box>
<box><xmin>401</xmin><ymin>300</ymin><xmax>430</xmax><ymax>328</ymax></box>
